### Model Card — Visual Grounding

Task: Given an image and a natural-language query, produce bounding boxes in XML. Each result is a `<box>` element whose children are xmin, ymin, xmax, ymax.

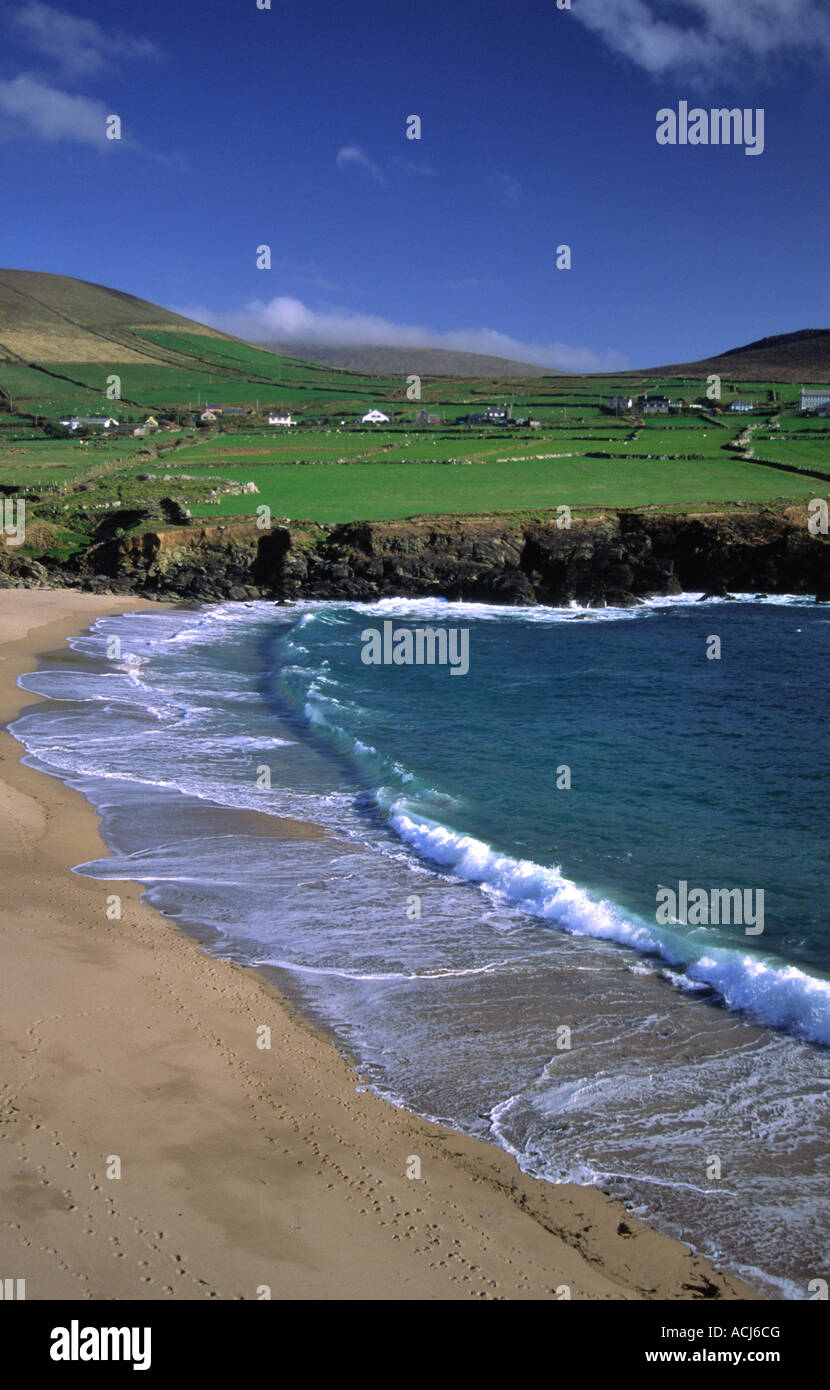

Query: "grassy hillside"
<box><xmin>0</xmin><ymin>269</ymin><xmax>228</xmax><ymax>365</ymax></box>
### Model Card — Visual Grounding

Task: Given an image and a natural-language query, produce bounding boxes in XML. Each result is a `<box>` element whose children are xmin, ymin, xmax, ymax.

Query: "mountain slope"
<box><xmin>0</xmin><ymin>271</ymin><xmax>555</xmax><ymax>380</ymax></box>
<box><xmin>0</xmin><ymin>269</ymin><xmax>230</xmax><ymax>364</ymax></box>
<box><xmin>638</xmin><ymin>329</ymin><xmax>830</xmax><ymax>383</ymax></box>
<box><xmin>262</xmin><ymin>342</ymin><xmax>556</xmax><ymax>378</ymax></box>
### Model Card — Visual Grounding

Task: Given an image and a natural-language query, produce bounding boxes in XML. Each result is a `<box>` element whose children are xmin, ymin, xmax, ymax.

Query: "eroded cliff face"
<box><xmin>4</xmin><ymin>507</ymin><xmax>830</xmax><ymax>605</ymax></box>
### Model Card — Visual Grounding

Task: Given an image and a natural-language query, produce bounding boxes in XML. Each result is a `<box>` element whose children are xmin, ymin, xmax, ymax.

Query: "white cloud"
<box><xmin>572</xmin><ymin>0</ymin><xmax>830</xmax><ymax>77</ymax></box>
<box><xmin>336</xmin><ymin>144</ymin><xmax>385</xmax><ymax>184</ymax></box>
<box><xmin>0</xmin><ymin>5</ymin><xmax>163</xmax><ymax>149</ymax></box>
<box><xmin>0</xmin><ymin>74</ymin><xmax>110</xmax><ymax>145</ymax></box>
<box><xmin>338</xmin><ymin>146</ymin><xmax>440</xmax><ymax>183</ymax></box>
<box><xmin>9</xmin><ymin>1</ymin><xmax>163</xmax><ymax>78</ymax></box>
<box><xmin>175</xmin><ymin>295</ymin><xmax>629</xmax><ymax>373</ymax></box>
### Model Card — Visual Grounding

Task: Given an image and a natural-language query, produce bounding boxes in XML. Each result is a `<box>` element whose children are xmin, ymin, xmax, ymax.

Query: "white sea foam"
<box><xmin>250</xmin><ymin>955</ymin><xmax>517</xmax><ymax>982</ymax></box>
<box><xmin>389</xmin><ymin>805</ymin><xmax>830</xmax><ymax>1047</ymax></box>
<box><xmin>279</xmin><ymin>590</ymin><xmax>819</xmax><ymax>626</ymax></box>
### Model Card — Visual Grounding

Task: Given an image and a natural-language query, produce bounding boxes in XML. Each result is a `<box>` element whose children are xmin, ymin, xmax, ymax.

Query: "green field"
<box><xmin>182</xmin><ymin>454</ymin><xmax>821</xmax><ymax>524</ymax></box>
<box><xmin>5</xmin><ymin>402</ymin><xmax>829</xmax><ymax>559</ymax></box>
<box><xmin>752</xmin><ymin>437</ymin><xmax>830</xmax><ymax>471</ymax></box>
<box><xmin>0</xmin><ymin>434</ymin><xmax>163</xmax><ymax>487</ymax></box>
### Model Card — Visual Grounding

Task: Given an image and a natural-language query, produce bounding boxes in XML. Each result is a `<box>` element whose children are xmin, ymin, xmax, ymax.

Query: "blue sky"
<box><xmin>1</xmin><ymin>0</ymin><xmax>829</xmax><ymax>370</ymax></box>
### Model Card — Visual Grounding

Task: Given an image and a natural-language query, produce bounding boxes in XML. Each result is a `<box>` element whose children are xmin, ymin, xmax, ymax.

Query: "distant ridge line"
<box><xmin>0</xmin><ymin>271</ymin><xmax>829</xmax><ymax>382</ymax></box>
<box><xmin>630</xmin><ymin>328</ymin><xmax>830</xmax><ymax>384</ymax></box>
<box><xmin>261</xmin><ymin>342</ymin><xmax>557</xmax><ymax>379</ymax></box>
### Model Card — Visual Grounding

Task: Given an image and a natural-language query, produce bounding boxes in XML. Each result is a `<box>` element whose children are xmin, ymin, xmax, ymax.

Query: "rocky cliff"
<box><xmin>3</xmin><ymin>507</ymin><xmax>830</xmax><ymax>605</ymax></box>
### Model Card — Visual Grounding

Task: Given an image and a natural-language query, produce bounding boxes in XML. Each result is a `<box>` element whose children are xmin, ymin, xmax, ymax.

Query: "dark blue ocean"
<box><xmin>11</xmin><ymin>595</ymin><xmax>830</xmax><ymax>1298</ymax></box>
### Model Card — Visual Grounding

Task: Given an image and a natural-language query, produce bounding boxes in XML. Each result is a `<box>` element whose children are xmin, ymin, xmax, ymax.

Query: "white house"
<box><xmin>268</xmin><ymin>411</ymin><xmax>294</xmax><ymax>426</ymax></box>
<box><xmin>361</xmin><ymin>409</ymin><xmax>390</xmax><ymax>425</ymax></box>
<box><xmin>59</xmin><ymin>416</ymin><xmax>119</xmax><ymax>431</ymax></box>
<box><xmin>640</xmin><ymin>395</ymin><xmax>670</xmax><ymax>415</ymax></box>
<box><xmin>729</xmin><ymin>398</ymin><xmax>755</xmax><ymax>412</ymax></box>
<box><xmin>801</xmin><ymin>389</ymin><xmax>830</xmax><ymax>412</ymax></box>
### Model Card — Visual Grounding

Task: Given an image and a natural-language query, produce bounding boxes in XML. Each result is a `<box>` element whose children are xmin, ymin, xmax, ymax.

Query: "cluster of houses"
<box><xmin>605</xmin><ymin>394</ymin><xmax>690</xmax><ymax>416</ymax></box>
<box><xmin>53</xmin><ymin>386</ymin><xmax>830</xmax><ymax>441</ymax></box>
<box><xmin>606</xmin><ymin>392</ymin><xmax>759</xmax><ymax>415</ymax></box>
<box><xmin>607</xmin><ymin>388</ymin><xmax>830</xmax><ymax>418</ymax></box>
<box><xmin>454</xmin><ymin>405</ymin><xmax>537</xmax><ymax>427</ymax></box>
<box><xmin>358</xmin><ymin>404</ymin><xmax>539</xmax><ymax>428</ymax></box>
<box><xmin>59</xmin><ymin>414</ymin><xmax>163</xmax><ymax>438</ymax></box>
<box><xmin>198</xmin><ymin>404</ymin><xmax>249</xmax><ymax>424</ymax></box>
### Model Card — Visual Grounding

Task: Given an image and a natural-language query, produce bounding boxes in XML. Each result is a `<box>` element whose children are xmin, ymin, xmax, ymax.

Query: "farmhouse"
<box><xmin>606</xmin><ymin>395</ymin><xmax>634</xmax><ymax>413</ymax></box>
<box><xmin>729</xmin><ymin>398</ymin><xmax>755</xmax><ymax>412</ymax></box>
<box><xmin>268</xmin><ymin>411</ymin><xmax>294</xmax><ymax>426</ymax></box>
<box><xmin>59</xmin><ymin>416</ymin><xmax>119</xmax><ymax>431</ymax></box>
<box><xmin>639</xmin><ymin>395</ymin><xmax>670</xmax><ymax>415</ymax></box>
<box><xmin>415</xmin><ymin>409</ymin><xmax>441</xmax><ymax>425</ymax></box>
<box><xmin>458</xmin><ymin>405</ymin><xmax>511</xmax><ymax>425</ymax></box>
<box><xmin>801</xmin><ymin>389</ymin><xmax>830</xmax><ymax>412</ymax></box>
<box><xmin>112</xmin><ymin>421</ymin><xmax>156</xmax><ymax>438</ymax></box>
<box><xmin>361</xmin><ymin>410</ymin><xmax>390</xmax><ymax>425</ymax></box>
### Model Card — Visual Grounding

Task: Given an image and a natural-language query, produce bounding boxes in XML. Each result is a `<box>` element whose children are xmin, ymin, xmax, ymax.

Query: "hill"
<box><xmin>262</xmin><ymin>342</ymin><xmax>556</xmax><ymax>378</ymax></box>
<box><xmin>0</xmin><ymin>271</ymin><xmax>554</xmax><ymax>384</ymax></box>
<box><xmin>0</xmin><ymin>269</ymin><xmax>231</xmax><ymax>364</ymax></box>
<box><xmin>638</xmin><ymin>329</ymin><xmax>830</xmax><ymax>384</ymax></box>
<box><xmin>0</xmin><ymin>271</ymin><xmax>580</xmax><ymax>422</ymax></box>
<box><xmin>0</xmin><ymin>270</ymin><xmax>412</xmax><ymax>417</ymax></box>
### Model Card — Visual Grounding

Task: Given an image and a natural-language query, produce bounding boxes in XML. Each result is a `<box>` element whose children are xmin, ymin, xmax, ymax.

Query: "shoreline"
<box><xmin>0</xmin><ymin>590</ymin><xmax>761</xmax><ymax>1300</ymax></box>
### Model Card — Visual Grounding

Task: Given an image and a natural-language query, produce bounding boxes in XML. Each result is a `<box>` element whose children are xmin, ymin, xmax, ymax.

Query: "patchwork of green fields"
<box><xmin>2</xmin><ymin>327</ymin><xmax>829</xmax><ymax>558</ymax></box>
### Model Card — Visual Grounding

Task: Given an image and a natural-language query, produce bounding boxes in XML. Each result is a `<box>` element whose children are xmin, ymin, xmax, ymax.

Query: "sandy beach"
<box><xmin>0</xmin><ymin>589</ymin><xmax>759</xmax><ymax>1300</ymax></box>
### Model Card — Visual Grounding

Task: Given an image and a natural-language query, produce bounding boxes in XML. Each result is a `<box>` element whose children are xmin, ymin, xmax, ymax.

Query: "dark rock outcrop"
<box><xmin>9</xmin><ymin>504</ymin><xmax>830</xmax><ymax>607</ymax></box>
<box><xmin>0</xmin><ymin>553</ymin><xmax>49</xmax><ymax>588</ymax></box>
